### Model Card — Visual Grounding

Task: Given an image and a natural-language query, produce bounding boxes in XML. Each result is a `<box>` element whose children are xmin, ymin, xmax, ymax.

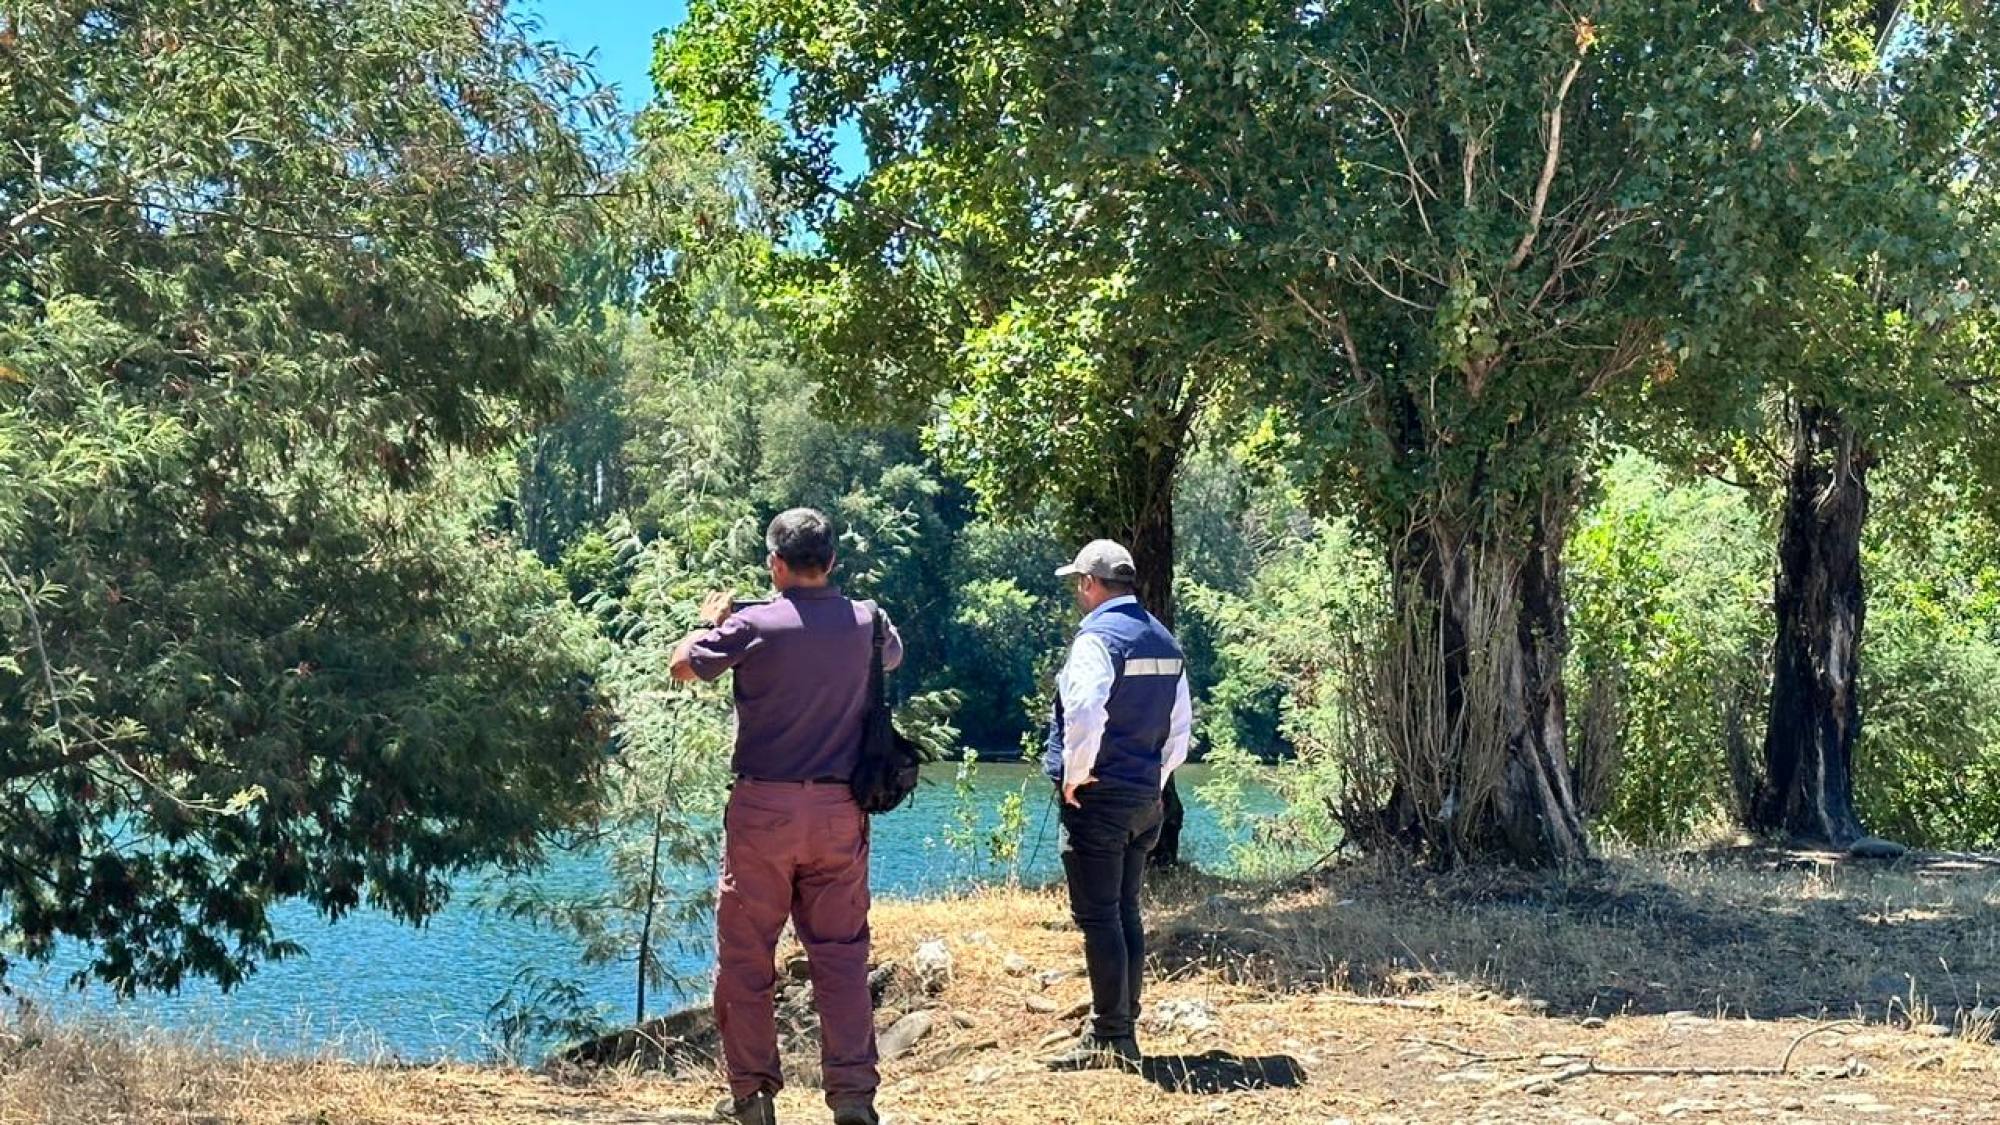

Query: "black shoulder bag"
<box><xmin>851</xmin><ymin>606</ymin><xmax>922</xmax><ymax>813</ymax></box>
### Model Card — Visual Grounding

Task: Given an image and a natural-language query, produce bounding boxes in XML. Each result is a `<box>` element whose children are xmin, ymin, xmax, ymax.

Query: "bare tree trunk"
<box><xmin>1501</xmin><ymin>492</ymin><xmax>1590</xmax><ymax>862</ymax></box>
<box><xmin>1126</xmin><ymin>456</ymin><xmax>1177</xmax><ymax>631</ymax></box>
<box><xmin>1123</xmin><ymin>453</ymin><xmax>1186</xmax><ymax>868</ymax></box>
<box><xmin>1072</xmin><ymin>372</ymin><xmax>1193</xmax><ymax>869</ymax></box>
<box><xmin>636</xmin><ymin>808</ymin><xmax>666</xmax><ymax>1025</ymax></box>
<box><xmin>1752</xmin><ymin>399</ymin><xmax>1868</xmax><ymax>847</ymax></box>
<box><xmin>1363</xmin><ymin>492</ymin><xmax>1590</xmax><ymax>867</ymax></box>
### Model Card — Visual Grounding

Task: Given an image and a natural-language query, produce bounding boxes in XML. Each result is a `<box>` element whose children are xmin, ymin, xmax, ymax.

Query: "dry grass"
<box><xmin>1156</xmin><ymin>847</ymin><xmax>2000</xmax><ymax>1023</ymax></box>
<box><xmin>0</xmin><ymin>851</ymin><xmax>1995</xmax><ymax>1123</ymax></box>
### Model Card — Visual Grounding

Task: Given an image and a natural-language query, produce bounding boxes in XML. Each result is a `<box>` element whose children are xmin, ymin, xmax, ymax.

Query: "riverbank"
<box><xmin>4</xmin><ymin>849</ymin><xmax>1994</xmax><ymax>1123</ymax></box>
<box><xmin>13</xmin><ymin>762</ymin><xmax>1279</xmax><ymax>1062</ymax></box>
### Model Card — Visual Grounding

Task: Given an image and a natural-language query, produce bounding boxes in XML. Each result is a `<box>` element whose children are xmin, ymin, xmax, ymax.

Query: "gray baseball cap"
<box><xmin>1054</xmin><ymin>539</ymin><xmax>1138</xmax><ymax>583</ymax></box>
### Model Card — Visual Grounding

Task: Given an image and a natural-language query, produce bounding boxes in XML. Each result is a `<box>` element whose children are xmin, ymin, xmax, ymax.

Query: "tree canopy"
<box><xmin>655</xmin><ymin>0</ymin><xmax>2000</xmax><ymax>864</ymax></box>
<box><xmin>9</xmin><ymin>0</ymin><xmax>2000</xmax><ymax>1014</ymax></box>
<box><xmin>0</xmin><ymin>0</ymin><xmax>617</xmax><ymax>991</ymax></box>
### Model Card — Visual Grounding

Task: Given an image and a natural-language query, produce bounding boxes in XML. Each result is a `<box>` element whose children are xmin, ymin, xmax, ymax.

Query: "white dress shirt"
<box><xmin>1057</xmin><ymin>595</ymin><xmax>1193</xmax><ymax>789</ymax></box>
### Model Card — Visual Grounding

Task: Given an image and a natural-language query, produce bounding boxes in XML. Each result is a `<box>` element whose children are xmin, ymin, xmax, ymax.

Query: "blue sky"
<box><xmin>523</xmin><ymin>0</ymin><xmax>684</xmax><ymax>116</ymax></box>
<box><xmin>521</xmin><ymin>0</ymin><xmax>863</xmax><ymax>177</ymax></box>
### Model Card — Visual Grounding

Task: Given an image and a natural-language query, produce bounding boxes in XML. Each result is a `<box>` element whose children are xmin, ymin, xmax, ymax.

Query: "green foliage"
<box><xmin>987</xmin><ymin>784</ymin><xmax>1031</xmax><ymax>879</ymax></box>
<box><xmin>1853</xmin><ymin>471</ymin><xmax>2000</xmax><ymax>849</ymax></box>
<box><xmin>928</xmin><ymin>754</ymin><xmax>1034</xmax><ymax>886</ymax></box>
<box><xmin>1566</xmin><ymin>454</ymin><xmax>1769</xmax><ymax>843</ymax></box>
<box><xmin>1629</xmin><ymin>6</ymin><xmax>2000</xmax><ymax>450</ymax></box>
<box><xmin>653</xmin><ymin>0</ymin><xmax>1265</xmax><ymax>613</ymax></box>
<box><xmin>522</xmin><ymin>261</ymin><xmax>1071</xmax><ymax>755</ymax></box>
<box><xmin>0</xmin><ymin>1</ymin><xmax>613</xmax><ymax>993</ymax></box>
<box><xmin>935</xmin><ymin>759</ymin><xmax>985</xmax><ymax>873</ymax></box>
<box><xmin>485</xmin><ymin>517</ymin><xmax>747</xmax><ymax>1046</ymax></box>
<box><xmin>1195</xmin><ymin>516</ymin><xmax>1387</xmax><ymax>865</ymax></box>
<box><xmin>1194</xmin><ymin>742</ymin><xmax>1295</xmax><ymax>880</ymax></box>
<box><xmin>1174</xmin><ymin>448</ymin><xmax>1315</xmax><ymax>749</ymax></box>
<box><xmin>946</xmin><ymin>576</ymin><xmax>1066</xmax><ymax>752</ymax></box>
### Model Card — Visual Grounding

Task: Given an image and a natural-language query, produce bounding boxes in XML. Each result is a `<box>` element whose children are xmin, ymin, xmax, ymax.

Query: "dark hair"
<box><xmin>766</xmin><ymin>508</ymin><xmax>836</xmax><ymax>573</ymax></box>
<box><xmin>1098</xmin><ymin>579</ymin><xmax>1136</xmax><ymax>597</ymax></box>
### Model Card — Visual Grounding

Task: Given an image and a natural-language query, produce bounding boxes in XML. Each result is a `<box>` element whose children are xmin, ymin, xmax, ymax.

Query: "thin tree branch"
<box><xmin>1508</xmin><ymin>55</ymin><xmax>1586</xmax><ymax>271</ymax></box>
<box><xmin>0</xmin><ymin>557</ymin><xmax>109</xmax><ymax>782</ymax></box>
<box><xmin>1335</xmin><ymin>310</ymin><xmax>1370</xmax><ymax>385</ymax></box>
<box><xmin>1529</xmin><ymin>1020</ymin><xmax>1862</xmax><ymax>1087</ymax></box>
<box><xmin>1348</xmin><ymin>257</ymin><xmax>1434</xmax><ymax>310</ymax></box>
<box><xmin>1</xmin><ymin>560</ymin><xmax>246</xmax><ymax>815</ymax></box>
<box><xmin>812</xmin><ymin>176</ymin><xmax>973</xmax><ymax>259</ymax></box>
<box><xmin>1285</xmin><ymin>280</ymin><xmax>1339</xmax><ymax>334</ymax></box>
<box><xmin>1327</xmin><ymin>995</ymin><xmax>1443</xmax><ymax>1011</ymax></box>
<box><xmin>1325</xmin><ymin>69</ymin><xmax>1440</xmax><ymax>239</ymax></box>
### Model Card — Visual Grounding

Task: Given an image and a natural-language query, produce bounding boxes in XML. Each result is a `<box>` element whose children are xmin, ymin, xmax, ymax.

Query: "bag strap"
<box><xmin>868</xmin><ymin>604</ymin><xmax>887</xmax><ymax>707</ymax></box>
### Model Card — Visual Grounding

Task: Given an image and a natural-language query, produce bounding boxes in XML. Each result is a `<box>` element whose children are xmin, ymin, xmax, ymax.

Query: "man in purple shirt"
<box><xmin>671</xmin><ymin>508</ymin><xmax>902</xmax><ymax>1125</ymax></box>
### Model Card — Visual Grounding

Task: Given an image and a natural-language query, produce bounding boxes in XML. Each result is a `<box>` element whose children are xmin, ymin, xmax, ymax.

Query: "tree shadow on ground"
<box><xmin>1139</xmin><ymin>1051</ymin><xmax>1308</xmax><ymax>1094</ymax></box>
<box><xmin>1149</xmin><ymin>846</ymin><xmax>2000</xmax><ymax>1027</ymax></box>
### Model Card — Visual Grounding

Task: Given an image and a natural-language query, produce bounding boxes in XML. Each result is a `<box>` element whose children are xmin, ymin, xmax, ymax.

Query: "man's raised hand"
<box><xmin>699</xmin><ymin>589</ymin><xmax>736</xmax><ymax>627</ymax></box>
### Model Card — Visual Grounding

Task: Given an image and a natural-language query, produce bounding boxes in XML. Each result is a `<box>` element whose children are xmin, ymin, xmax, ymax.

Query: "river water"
<box><xmin>22</xmin><ymin>763</ymin><xmax>1276</xmax><ymax>1061</ymax></box>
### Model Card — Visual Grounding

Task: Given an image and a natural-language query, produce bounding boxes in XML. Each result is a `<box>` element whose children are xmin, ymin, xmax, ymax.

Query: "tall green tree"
<box><xmin>653</xmin><ymin>0</ymin><xmax>1301</xmax><ymax>864</ymax></box>
<box><xmin>652</xmin><ymin>2</ymin><xmax>1247</xmax><ymax>624</ymax></box>
<box><xmin>0</xmin><ymin>0</ymin><xmax>615</xmax><ymax>991</ymax></box>
<box><xmin>1744</xmin><ymin>8</ymin><xmax>1997</xmax><ymax>848</ymax></box>
<box><xmin>1165</xmin><ymin>4</ymin><xmax>1697</xmax><ymax>862</ymax></box>
<box><xmin>1625</xmin><ymin>4</ymin><xmax>2000</xmax><ymax>846</ymax></box>
<box><xmin>1207</xmin><ymin>2</ymin><xmax>1987</xmax><ymax>862</ymax></box>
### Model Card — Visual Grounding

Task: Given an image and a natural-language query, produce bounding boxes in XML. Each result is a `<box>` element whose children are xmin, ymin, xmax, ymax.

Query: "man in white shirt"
<box><xmin>1040</xmin><ymin>540</ymin><xmax>1192</xmax><ymax>1072</ymax></box>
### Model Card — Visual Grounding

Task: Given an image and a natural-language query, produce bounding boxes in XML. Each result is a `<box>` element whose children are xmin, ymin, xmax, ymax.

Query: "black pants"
<box><xmin>1058</xmin><ymin>784</ymin><xmax>1164</xmax><ymax>1041</ymax></box>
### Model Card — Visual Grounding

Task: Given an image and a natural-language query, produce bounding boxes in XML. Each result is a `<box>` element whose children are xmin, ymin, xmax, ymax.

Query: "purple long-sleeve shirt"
<box><xmin>683</xmin><ymin>585</ymin><xmax>905</xmax><ymax>782</ymax></box>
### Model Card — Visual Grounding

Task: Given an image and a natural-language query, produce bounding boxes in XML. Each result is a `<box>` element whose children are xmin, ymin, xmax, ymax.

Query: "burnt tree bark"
<box><xmin>1752</xmin><ymin>399</ymin><xmax>1870</xmax><ymax>846</ymax></box>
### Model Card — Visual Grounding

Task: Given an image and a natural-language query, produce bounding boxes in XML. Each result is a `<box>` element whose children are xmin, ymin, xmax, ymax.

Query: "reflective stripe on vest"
<box><xmin>1123</xmin><ymin>657</ymin><xmax>1183</xmax><ymax>678</ymax></box>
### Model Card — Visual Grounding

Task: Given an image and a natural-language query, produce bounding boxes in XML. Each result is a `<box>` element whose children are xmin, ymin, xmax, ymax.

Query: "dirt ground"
<box><xmin>3</xmin><ymin>849</ymin><xmax>1995</xmax><ymax>1124</ymax></box>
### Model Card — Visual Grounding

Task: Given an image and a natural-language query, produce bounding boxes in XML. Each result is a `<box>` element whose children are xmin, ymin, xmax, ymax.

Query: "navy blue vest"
<box><xmin>1043</xmin><ymin>599</ymin><xmax>1185</xmax><ymax>791</ymax></box>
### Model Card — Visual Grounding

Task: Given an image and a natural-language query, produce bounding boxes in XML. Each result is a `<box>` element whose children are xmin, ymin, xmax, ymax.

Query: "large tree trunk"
<box><xmin>1752</xmin><ymin>399</ymin><xmax>1869</xmax><ymax>846</ymax></box>
<box><xmin>1126</xmin><ymin>464</ymin><xmax>1177</xmax><ymax>631</ymax></box>
<box><xmin>1367</xmin><ymin>490</ymin><xmax>1590</xmax><ymax>866</ymax></box>
<box><xmin>1502</xmin><ymin>494</ymin><xmax>1589</xmax><ymax>863</ymax></box>
<box><xmin>1123</xmin><ymin>451</ymin><xmax>1186</xmax><ymax>868</ymax></box>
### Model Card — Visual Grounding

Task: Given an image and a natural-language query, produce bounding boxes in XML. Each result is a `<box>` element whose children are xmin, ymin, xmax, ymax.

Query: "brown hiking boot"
<box><xmin>1044</xmin><ymin>1034</ymin><xmax>1142</xmax><ymax>1073</ymax></box>
<box><xmin>714</xmin><ymin>1090</ymin><xmax>777</xmax><ymax>1125</ymax></box>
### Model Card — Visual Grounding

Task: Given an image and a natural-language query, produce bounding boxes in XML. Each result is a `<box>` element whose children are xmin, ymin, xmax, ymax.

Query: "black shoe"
<box><xmin>714</xmin><ymin>1090</ymin><xmax>777</xmax><ymax>1125</ymax></box>
<box><xmin>831</xmin><ymin>1101</ymin><xmax>879</xmax><ymax>1125</ymax></box>
<box><xmin>1044</xmin><ymin>1034</ymin><xmax>1141</xmax><ymax>1073</ymax></box>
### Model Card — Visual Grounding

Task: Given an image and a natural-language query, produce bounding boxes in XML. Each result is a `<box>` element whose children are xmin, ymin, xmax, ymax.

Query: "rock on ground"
<box><xmin>914</xmin><ymin>940</ymin><xmax>954</xmax><ymax>994</ymax></box>
<box><xmin>1849</xmin><ymin>836</ymin><xmax>1910</xmax><ymax>860</ymax></box>
<box><xmin>879</xmin><ymin>1010</ymin><xmax>936</xmax><ymax>1059</ymax></box>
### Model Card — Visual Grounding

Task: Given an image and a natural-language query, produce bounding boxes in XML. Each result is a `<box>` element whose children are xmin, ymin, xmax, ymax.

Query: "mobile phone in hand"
<box><xmin>730</xmin><ymin>597</ymin><xmax>772</xmax><ymax>614</ymax></box>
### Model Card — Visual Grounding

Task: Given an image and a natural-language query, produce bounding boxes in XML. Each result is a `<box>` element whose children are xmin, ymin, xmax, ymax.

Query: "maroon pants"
<box><xmin>715</xmin><ymin>779</ymin><xmax>877</xmax><ymax>1106</ymax></box>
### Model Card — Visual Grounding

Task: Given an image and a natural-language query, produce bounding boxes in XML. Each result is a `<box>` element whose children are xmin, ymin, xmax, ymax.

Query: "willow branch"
<box><xmin>1508</xmin><ymin>55</ymin><xmax>1586</xmax><ymax>271</ymax></box>
<box><xmin>0</xmin><ymin>557</ymin><xmax>103</xmax><ymax>781</ymax></box>
<box><xmin>1326</xmin><ymin>70</ymin><xmax>1439</xmax><ymax>239</ymax></box>
<box><xmin>1349</xmin><ymin>257</ymin><xmax>1433</xmax><ymax>310</ymax></box>
<box><xmin>1285</xmin><ymin>280</ymin><xmax>1338</xmax><ymax>333</ymax></box>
